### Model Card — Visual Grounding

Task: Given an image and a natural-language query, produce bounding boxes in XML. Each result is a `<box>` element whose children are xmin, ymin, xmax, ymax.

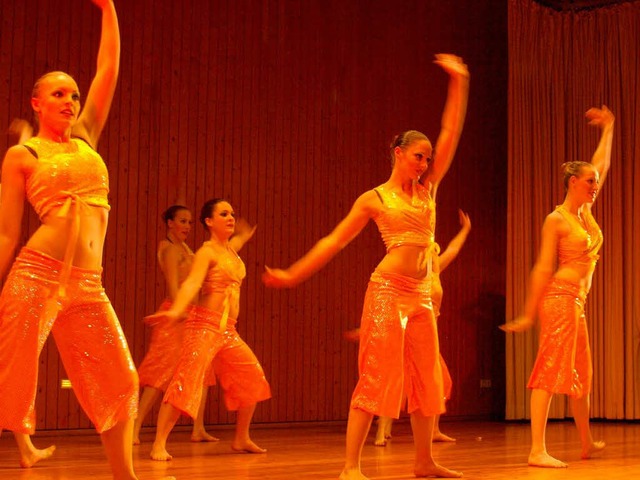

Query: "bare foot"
<box><xmin>20</xmin><ymin>444</ymin><xmax>56</xmax><ymax>468</ymax></box>
<box><xmin>581</xmin><ymin>440</ymin><xmax>605</xmax><ymax>459</ymax></box>
<box><xmin>528</xmin><ymin>451</ymin><xmax>567</xmax><ymax>468</ymax></box>
<box><xmin>231</xmin><ymin>439</ymin><xmax>267</xmax><ymax>454</ymax></box>
<box><xmin>191</xmin><ymin>430</ymin><xmax>220</xmax><ymax>443</ymax></box>
<box><xmin>132</xmin><ymin>436</ymin><xmax>141</xmax><ymax>446</ymax></box>
<box><xmin>339</xmin><ymin>467</ymin><xmax>369</xmax><ymax>479</ymax></box>
<box><xmin>150</xmin><ymin>443</ymin><xmax>173</xmax><ymax>461</ymax></box>
<box><xmin>374</xmin><ymin>433</ymin><xmax>388</xmax><ymax>446</ymax></box>
<box><xmin>433</xmin><ymin>431</ymin><xmax>456</xmax><ymax>442</ymax></box>
<box><xmin>414</xmin><ymin>462</ymin><xmax>463</xmax><ymax>478</ymax></box>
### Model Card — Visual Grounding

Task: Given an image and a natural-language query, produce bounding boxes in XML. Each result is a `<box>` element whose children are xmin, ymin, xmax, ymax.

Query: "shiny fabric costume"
<box><xmin>0</xmin><ymin>138</ymin><xmax>138</xmax><ymax>434</ymax></box>
<box><xmin>351</xmin><ymin>183</ymin><xmax>444</xmax><ymax>418</ymax></box>
<box><xmin>528</xmin><ymin>205</ymin><xmax>603</xmax><ymax>398</ymax></box>
<box><xmin>430</xmin><ymin>270</ymin><xmax>452</xmax><ymax>401</ymax></box>
<box><xmin>138</xmin><ymin>246</ymin><xmax>215</xmax><ymax>390</ymax></box>
<box><xmin>163</xmin><ymin>247</ymin><xmax>270</xmax><ymax>418</ymax></box>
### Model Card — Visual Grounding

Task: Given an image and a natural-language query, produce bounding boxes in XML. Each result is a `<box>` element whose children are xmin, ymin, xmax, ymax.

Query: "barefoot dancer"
<box><xmin>134</xmin><ymin>205</ymin><xmax>218</xmax><ymax>445</ymax></box>
<box><xmin>264</xmin><ymin>54</ymin><xmax>469</xmax><ymax>479</ymax></box>
<box><xmin>502</xmin><ymin>106</ymin><xmax>614</xmax><ymax>468</ymax></box>
<box><xmin>0</xmin><ymin>1</ymin><xmax>139</xmax><ymax>478</ymax></box>
<box><xmin>146</xmin><ymin>199</ymin><xmax>270</xmax><ymax>461</ymax></box>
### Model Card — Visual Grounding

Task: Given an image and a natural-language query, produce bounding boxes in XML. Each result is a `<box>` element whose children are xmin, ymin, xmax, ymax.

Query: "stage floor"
<box><xmin>1</xmin><ymin>420</ymin><xmax>639</xmax><ymax>479</ymax></box>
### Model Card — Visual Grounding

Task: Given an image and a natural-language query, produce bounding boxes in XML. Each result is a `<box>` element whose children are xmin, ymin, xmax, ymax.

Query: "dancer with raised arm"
<box><xmin>0</xmin><ymin>1</ymin><xmax>139</xmax><ymax>478</ymax></box>
<box><xmin>146</xmin><ymin>198</ymin><xmax>270</xmax><ymax>461</ymax></box>
<box><xmin>264</xmin><ymin>54</ymin><xmax>469</xmax><ymax>479</ymax></box>
<box><xmin>501</xmin><ymin>106</ymin><xmax>614</xmax><ymax>468</ymax></box>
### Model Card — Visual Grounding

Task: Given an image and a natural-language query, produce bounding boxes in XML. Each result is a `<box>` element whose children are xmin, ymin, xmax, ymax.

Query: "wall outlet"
<box><xmin>480</xmin><ymin>379</ymin><xmax>492</xmax><ymax>388</ymax></box>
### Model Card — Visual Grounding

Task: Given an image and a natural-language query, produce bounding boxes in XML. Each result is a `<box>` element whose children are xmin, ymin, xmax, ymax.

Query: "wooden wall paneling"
<box><xmin>0</xmin><ymin>0</ymin><xmax>509</xmax><ymax>430</ymax></box>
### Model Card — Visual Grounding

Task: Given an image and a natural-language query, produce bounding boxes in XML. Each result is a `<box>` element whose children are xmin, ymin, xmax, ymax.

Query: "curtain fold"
<box><xmin>507</xmin><ymin>0</ymin><xmax>640</xmax><ymax>420</ymax></box>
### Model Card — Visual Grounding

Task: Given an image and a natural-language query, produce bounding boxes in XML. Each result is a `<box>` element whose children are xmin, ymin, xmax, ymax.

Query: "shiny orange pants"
<box><xmin>0</xmin><ymin>248</ymin><xmax>138</xmax><ymax>434</ymax></box>
<box><xmin>138</xmin><ymin>300</ymin><xmax>216</xmax><ymax>391</ymax></box>
<box><xmin>351</xmin><ymin>270</ymin><xmax>444</xmax><ymax>418</ymax></box>
<box><xmin>528</xmin><ymin>278</ymin><xmax>592</xmax><ymax>398</ymax></box>
<box><xmin>163</xmin><ymin>306</ymin><xmax>271</xmax><ymax>418</ymax></box>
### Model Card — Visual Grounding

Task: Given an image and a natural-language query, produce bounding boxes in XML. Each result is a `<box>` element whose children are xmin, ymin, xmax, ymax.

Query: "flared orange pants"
<box><xmin>138</xmin><ymin>300</ymin><xmax>216</xmax><ymax>391</ymax></box>
<box><xmin>351</xmin><ymin>270</ymin><xmax>445</xmax><ymax>418</ymax></box>
<box><xmin>528</xmin><ymin>278</ymin><xmax>592</xmax><ymax>398</ymax></box>
<box><xmin>163</xmin><ymin>305</ymin><xmax>271</xmax><ymax>418</ymax></box>
<box><xmin>0</xmin><ymin>248</ymin><xmax>138</xmax><ymax>434</ymax></box>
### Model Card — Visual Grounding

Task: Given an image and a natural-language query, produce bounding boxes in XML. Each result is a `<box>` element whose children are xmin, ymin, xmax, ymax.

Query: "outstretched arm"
<box><xmin>263</xmin><ymin>190</ymin><xmax>377</xmax><ymax>288</ymax></box>
<box><xmin>73</xmin><ymin>0</ymin><xmax>120</xmax><ymax>148</ymax></box>
<box><xmin>146</xmin><ymin>247</ymin><xmax>211</xmax><ymax>323</ymax></box>
<box><xmin>585</xmin><ymin>105</ymin><xmax>614</xmax><ymax>195</ymax></box>
<box><xmin>438</xmin><ymin>210</ymin><xmax>471</xmax><ymax>272</ymax></box>
<box><xmin>422</xmin><ymin>54</ymin><xmax>470</xmax><ymax>194</ymax></box>
<box><xmin>501</xmin><ymin>213</ymin><xmax>559</xmax><ymax>332</ymax></box>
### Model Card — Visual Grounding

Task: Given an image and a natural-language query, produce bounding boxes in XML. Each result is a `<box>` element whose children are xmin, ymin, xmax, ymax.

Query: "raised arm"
<box><xmin>501</xmin><ymin>213</ymin><xmax>560</xmax><ymax>332</ymax></box>
<box><xmin>73</xmin><ymin>0</ymin><xmax>120</xmax><ymax>147</ymax></box>
<box><xmin>0</xmin><ymin>147</ymin><xmax>28</xmax><ymax>280</ymax></box>
<box><xmin>585</xmin><ymin>105</ymin><xmax>614</xmax><ymax>194</ymax></box>
<box><xmin>422</xmin><ymin>54</ymin><xmax>470</xmax><ymax>194</ymax></box>
<box><xmin>438</xmin><ymin>210</ymin><xmax>471</xmax><ymax>272</ymax></box>
<box><xmin>263</xmin><ymin>190</ymin><xmax>378</xmax><ymax>288</ymax></box>
<box><xmin>229</xmin><ymin>218</ymin><xmax>257</xmax><ymax>252</ymax></box>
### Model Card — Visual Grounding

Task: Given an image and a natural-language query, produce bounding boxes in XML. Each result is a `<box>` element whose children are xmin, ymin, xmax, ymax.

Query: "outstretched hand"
<box><xmin>585</xmin><ymin>105</ymin><xmax>614</xmax><ymax>129</ymax></box>
<box><xmin>434</xmin><ymin>54</ymin><xmax>469</xmax><ymax>79</ymax></box>
<box><xmin>234</xmin><ymin>218</ymin><xmax>257</xmax><ymax>241</ymax></box>
<box><xmin>8</xmin><ymin>118</ymin><xmax>33</xmax><ymax>145</ymax></box>
<box><xmin>262</xmin><ymin>266</ymin><xmax>296</xmax><ymax>288</ymax></box>
<box><xmin>458</xmin><ymin>209</ymin><xmax>471</xmax><ymax>232</ymax></box>
<box><xmin>144</xmin><ymin>309</ymin><xmax>181</xmax><ymax>327</ymax></box>
<box><xmin>499</xmin><ymin>316</ymin><xmax>534</xmax><ymax>333</ymax></box>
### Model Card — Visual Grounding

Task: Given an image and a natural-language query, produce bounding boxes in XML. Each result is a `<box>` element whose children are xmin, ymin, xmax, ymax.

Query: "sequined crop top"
<box><xmin>555</xmin><ymin>205</ymin><xmax>603</xmax><ymax>269</ymax></box>
<box><xmin>201</xmin><ymin>247</ymin><xmax>246</xmax><ymax>295</ymax></box>
<box><xmin>23</xmin><ymin>137</ymin><xmax>110</xmax><ymax>219</ymax></box>
<box><xmin>373</xmin><ymin>183</ymin><xmax>435</xmax><ymax>252</ymax></box>
<box><xmin>200</xmin><ymin>245</ymin><xmax>246</xmax><ymax>332</ymax></box>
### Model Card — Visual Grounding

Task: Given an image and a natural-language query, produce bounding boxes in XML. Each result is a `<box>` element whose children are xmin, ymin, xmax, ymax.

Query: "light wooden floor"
<box><xmin>1</xmin><ymin>420</ymin><xmax>639</xmax><ymax>479</ymax></box>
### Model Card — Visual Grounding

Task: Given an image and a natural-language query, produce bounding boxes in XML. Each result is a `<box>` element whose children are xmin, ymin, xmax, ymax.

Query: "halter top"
<box><xmin>23</xmin><ymin>137</ymin><xmax>110</xmax><ymax>219</ymax></box>
<box><xmin>555</xmin><ymin>205</ymin><xmax>603</xmax><ymax>270</ymax></box>
<box><xmin>21</xmin><ymin>137</ymin><xmax>110</xmax><ymax>302</ymax></box>
<box><xmin>373</xmin><ymin>182</ymin><xmax>435</xmax><ymax>252</ymax></box>
<box><xmin>201</xmin><ymin>244</ymin><xmax>246</xmax><ymax>332</ymax></box>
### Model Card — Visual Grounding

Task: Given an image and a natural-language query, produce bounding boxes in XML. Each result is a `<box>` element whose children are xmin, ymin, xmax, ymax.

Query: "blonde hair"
<box><xmin>561</xmin><ymin>161</ymin><xmax>593</xmax><ymax>190</ymax></box>
<box><xmin>389</xmin><ymin>130</ymin><xmax>429</xmax><ymax>166</ymax></box>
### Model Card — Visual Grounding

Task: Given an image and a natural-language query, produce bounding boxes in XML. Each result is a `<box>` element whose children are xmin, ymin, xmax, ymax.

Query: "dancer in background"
<box><xmin>502</xmin><ymin>106</ymin><xmax>613</xmax><ymax>468</ymax></box>
<box><xmin>0</xmin><ymin>1</ymin><xmax>139</xmax><ymax>478</ymax></box>
<box><xmin>134</xmin><ymin>205</ymin><xmax>218</xmax><ymax>445</ymax></box>
<box><xmin>146</xmin><ymin>198</ymin><xmax>270</xmax><ymax>461</ymax></box>
<box><xmin>264</xmin><ymin>54</ymin><xmax>469</xmax><ymax>479</ymax></box>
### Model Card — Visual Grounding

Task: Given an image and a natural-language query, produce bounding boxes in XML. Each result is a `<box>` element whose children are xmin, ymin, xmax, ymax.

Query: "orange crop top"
<box><xmin>373</xmin><ymin>183</ymin><xmax>435</xmax><ymax>252</ymax></box>
<box><xmin>555</xmin><ymin>205</ymin><xmax>603</xmax><ymax>269</ymax></box>
<box><xmin>201</xmin><ymin>245</ymin><xmax>246</xmax><ymax>332</ymax></box>
<box><xmin>22</xmin><ymin>137</ymin><xmax>111</xmax><ymax>302</ymax></box>
<box><xmin>23</xmin><ymin>137</ymin><xmax>110</xmax><ymax>219</ymax></box>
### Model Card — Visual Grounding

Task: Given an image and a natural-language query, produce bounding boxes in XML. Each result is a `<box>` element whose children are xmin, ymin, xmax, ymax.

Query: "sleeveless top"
<box><xmin>555</xmin><ymin>205</ymin><xmax>603</xmax><ymax>270</ymax></box>
<box><xmin>22</xmin><ymin>137</ymin><xmax>110</xmax><ymax>301</ymax></box>
<box><xmin>158</xmin><ymin>240</ymin><xmax>195</xmax><ymax>287</ymax></box>
<box><xmin>373</xmin><ymin>182</ymin><xmax>435</xmax><ymax>252</ymax></box>
<box><xmin>201</xmin><ymin>244</ymin><xmax>246</xmax><ymax>332</ymax></box>
<box><xmin>23</xmin><ymin>137</ymin><xmax>110</xmax><ymax>219</ymax></box>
